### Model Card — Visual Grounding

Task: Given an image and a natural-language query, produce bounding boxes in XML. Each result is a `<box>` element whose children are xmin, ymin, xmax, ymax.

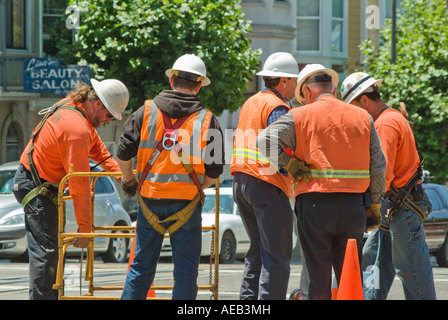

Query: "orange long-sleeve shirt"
<box><xmin>375</xmin><ymin>108</ymin><xmax>421</xmax><ymax>192</ymax></box>
<box><xmin>20</xmin><ymin>100</ymin><xmax>120</xmax><ymax>233</ymax></box>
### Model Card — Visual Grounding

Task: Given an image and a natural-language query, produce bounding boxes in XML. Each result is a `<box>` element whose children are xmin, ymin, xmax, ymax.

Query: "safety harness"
<box><xmin>380</xmin><ymin>104</ymin><xmax>427</xmax><ymax>231</ymax></box>
<box><xmin>137</xmin><ymin>111</ymin><xmax>206</xmax><ymax>236</ymax></box>
<box><xmin>21</xmin><ymin>99</ymin><xmax>87</xmax><ymax>208</ymax></box>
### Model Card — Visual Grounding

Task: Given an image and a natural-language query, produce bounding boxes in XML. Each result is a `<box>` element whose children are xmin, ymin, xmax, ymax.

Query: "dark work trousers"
<box><xmin>295</xmin><ymin>192</ymin><xmax>365</xmax><ymax>300</ymax></box>
<box><xmin>233</xmin><ymin>172</ymin><xmax>293</xmax><ymax>300</ymax></box>
<box><xmin>13</xmin><ymin>164</ymin><xmax>60</xmax><ymax>300</ymax></box>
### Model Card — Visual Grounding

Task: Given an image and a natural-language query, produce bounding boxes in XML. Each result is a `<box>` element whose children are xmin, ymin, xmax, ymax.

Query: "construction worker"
<box><xmin>341</xmin><ymin>72</ymin><xmax>436</xmax><ymax>300</ymax></box>
<box><xmin>256</xmin><ymin>64</ymin><xmax>386</xmax><ymax>300</ymax></box>
<box><xmin>12</xmin><ymin>79</ymin><xmax>129</xmax><ymax>300</ymax></box>
<box><xmin>118</xmin><ymin>54</ymin><xmax>224</xmax><ymax>300</ymax></box>
<box><xmin>230</xmin><ymin>52</ymin><xmax>302</xmax><ymax>300</ymax></box>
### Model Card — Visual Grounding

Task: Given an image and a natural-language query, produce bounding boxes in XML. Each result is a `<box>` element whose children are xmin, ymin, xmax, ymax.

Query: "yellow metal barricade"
<box><xmin>53</xmin><ymin>168</ymin><xmax>220</xmax><ymax>300</ymax></box>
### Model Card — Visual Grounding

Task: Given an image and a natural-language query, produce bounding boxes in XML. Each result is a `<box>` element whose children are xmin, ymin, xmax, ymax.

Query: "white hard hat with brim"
<box><xmin>341</xmin><ymin>72</ymin><xmax>383</xmax><ymax>103</ymax></box>
<box><xmin>295</xmin><ymin>64</ymin><xmax>339</xmax><ymax>104</ymax></box>
<box><xmin>91</xmin><ymin>79</ymin><xmax>129</xmax><ymax>120</ymax></box>
<box><xmin>165</xmin><ymin>54</ymin><xmax>211</xmax><ymax>86</ymax></box>
<box><xmin>256</xmin><ymin>52</ymin><xmax>299</xmax><ymax>78</ymax></box>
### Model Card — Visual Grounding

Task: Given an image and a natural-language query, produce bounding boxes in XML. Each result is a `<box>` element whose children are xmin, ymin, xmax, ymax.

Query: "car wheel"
<box><xmin>102</xmin><ymin>227</ymin><xmax>129</xmax><ymax>263</ymax></box>
<box><xmin>436</xmin><ymin>234</ymin><xmax>448</xmax><ymax>267</ymax></box>
<box><xmin>219</xmin><ymin>231</ymin><xmax>236</xmax><ymax>264</ymax></box>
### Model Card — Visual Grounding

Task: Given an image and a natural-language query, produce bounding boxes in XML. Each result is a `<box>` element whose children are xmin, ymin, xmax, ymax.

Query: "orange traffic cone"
<box><xmin>337</xmin><ymin>239</ymin><xmax>364</xmax><ymax>300</ymax></box>
<box><xmin>128</xmin><ymin>229</ymin><xmax>156</xmax><ymax>298</ymax></box>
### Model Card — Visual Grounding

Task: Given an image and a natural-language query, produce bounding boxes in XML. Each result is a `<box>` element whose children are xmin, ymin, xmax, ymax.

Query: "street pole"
<box><xmin>391</xmin><ymin>0</ymin><xmax>397</xmax><ymax>64</ymax></box>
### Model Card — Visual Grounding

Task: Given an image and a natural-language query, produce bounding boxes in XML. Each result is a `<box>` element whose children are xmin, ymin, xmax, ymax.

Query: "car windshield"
<box><xmin>202</xmin><ymin>194</ymin><xmax>235</xmax><ymax>215</ymax></box>
<box><xmin>0</xmin><ymin>170</ymin><xmax>15</xmax><ymax>195</ymax></box>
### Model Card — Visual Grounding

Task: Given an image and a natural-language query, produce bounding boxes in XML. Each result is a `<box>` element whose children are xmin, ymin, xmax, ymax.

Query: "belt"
<box><xmin>20</xmin><ymin>166</ymin><xmax>59</xmax><ymax>208</ymax></box>
<box><xmin>379</xmin><ymin>184</ymin><xmax>427</xmax><ymax>232</ymax></box>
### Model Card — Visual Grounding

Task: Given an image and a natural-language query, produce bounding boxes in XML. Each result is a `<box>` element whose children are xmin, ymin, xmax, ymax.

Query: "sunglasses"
<box><xmin>101</xmin><ymin>103</ymin><xmax>114</xmax><ymax>120</ymax></box>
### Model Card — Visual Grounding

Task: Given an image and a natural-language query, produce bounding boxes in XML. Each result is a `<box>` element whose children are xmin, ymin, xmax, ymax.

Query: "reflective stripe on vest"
<box><xmin>310</xmin><ymin>169</ymin><xmax>370</xmax><ymax>179</ymax></box>
<box><xmin>137</xmin><ymin>100</ymin><xmax>211</xmax><ymax>200</ymax></box>
<box><xmin>232</xmin><ymin>148</ymin><xmax>273</xmax><ymax>165</ymax></box>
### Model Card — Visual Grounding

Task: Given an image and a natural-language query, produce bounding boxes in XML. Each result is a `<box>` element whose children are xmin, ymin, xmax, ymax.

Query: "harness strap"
<box><xmin>390</xmin><ymin>182</ymin><xmax>426</xmax><ymax>221</ymax></box>
<box><xmin>22</xmin><ymin>99</ymin><xmax>87</xmax><ymax>208</ymax></box>
<box><xmin>138</xmin><ymin>193</ymin><xmax>202</xmax><ymax>235</ymax></box>
<box><xmin>136</xmin><ymin>112</ymin><xmax>189</xmax><ymax>195</ymax></box>
<box><xmin>137</xmin><ymin>110</ymin><xmax>206</xmax><ymax>235</ymax></box>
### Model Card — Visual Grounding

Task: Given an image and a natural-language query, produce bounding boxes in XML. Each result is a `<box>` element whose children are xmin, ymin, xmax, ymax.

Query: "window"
<box><xmin>331</xmin><ymin>0</ymin><xmax>344</xmax><ymax>52</ymax></box>
<box><xmin>6</xmin><ymin>0</ymin><xmax>26</xmax><ymax>49</ymax></box>
<box><xmin>296</xmin><ymin>0</ymin><xmax>347</xmax><ymax>58</ymax></box>
<box><xmin>93</xmin><ymin>177</ymin><xmax>114</xmax><ymax>195</ymax></box>
<box><xmin>43</xmin><ymin>0</ymin><xmax>74</xmax><ymax>56</ymax></box>
<box><xmin>202</xmin><ymin>194</ymin><xmax>235</xmax><ymax>215</ymax></box>
<box><xmin>296</xmin><ymin>0</ymin><xmax>320</xmax><ymax>51</ymax></box>
<box><xmin>6</xmin><ymin>123</ymin><xmax>21</xmax><ymax>162</ymax></box>
<box><xmin>425</xmin><ymin>188</ymin><xmax>442</xmax><ymax>211</ymax></box>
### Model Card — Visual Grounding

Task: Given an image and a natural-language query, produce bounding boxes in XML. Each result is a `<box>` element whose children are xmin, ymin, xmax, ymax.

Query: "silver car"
<box><xmin>0</xmin><ymin>161</ymin><xmax>132</xmax><ymax>263</ymax></box>
<box><xmin>160</xmin><ymin>185</ymin><xmax>298</xmax><ymax>264</ymax></box>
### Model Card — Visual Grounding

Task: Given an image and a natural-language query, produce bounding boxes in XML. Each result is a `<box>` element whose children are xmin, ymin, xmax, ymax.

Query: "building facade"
<box><xmin>0</xmin><ymin>0</ymin><xmax>400</xmax><ymax>166</ymax></box>
<box><xmin>0</xmin><ymin>0</ymin><xmax>126</xmax><ymax>165</ymax></box>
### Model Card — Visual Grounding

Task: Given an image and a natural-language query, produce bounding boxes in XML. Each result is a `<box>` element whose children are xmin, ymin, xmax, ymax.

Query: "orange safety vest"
<box><xmin>291</xmin><ymin>95</ymin><xmax>372</xmax><ymax>197</ymax></box>
<box><xmin>230</xmin><ymin>90</ymin><xmax>295</xmax><ymax>198</ymax></box>
<box><xmin>136</xmin><ymin>100</ymin><xmax>212</xmax><ymax>200</ymax></box>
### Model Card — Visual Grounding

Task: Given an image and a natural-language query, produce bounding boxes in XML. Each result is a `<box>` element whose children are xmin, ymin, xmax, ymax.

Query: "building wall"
<box><xmin>347</xmin><ymin>0</ymin><xmax>362</xmax><ymax>73</ymax></box>
<box><xmin>0</xmin><ymin>0</ymin><xmax>126</xmax><ymax>165</ymax></box>
<box><xmin>1</xmin><ymin>0</ymin><xmax>379</xmax><ymax>169</ymax></box>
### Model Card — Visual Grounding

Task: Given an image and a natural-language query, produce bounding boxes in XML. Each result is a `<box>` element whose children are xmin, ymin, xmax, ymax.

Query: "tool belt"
<box><xmin>137</xmin><ymin>107</ymin><xmax>205</xmax><ymax>236</ymax></box>
<box><xmin>379</xmin><ymin>171</ymin><xmax>426</xmax><ymax>232</ymax></box>
<box><xmin>21</xmin><ymin>99</ymin><xmax>87</xmax><ymax>209</ymax></box>
<box><xmin>21</xmin><ymin>181</ymin><xmax>59</xmax><ymax>208</ymax></box>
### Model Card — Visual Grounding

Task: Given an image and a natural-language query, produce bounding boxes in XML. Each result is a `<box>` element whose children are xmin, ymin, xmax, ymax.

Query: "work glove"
<box><xmin>121</xmin><ymin>178</ymin><xmax>139</xmax><ymax>198</ymax></box>
<box><xmin>285</xmin><ymin>157</ymin><xmax>312</xmax><ymax>183</ymax></box>
<box><xmin>365</xmin><ymin>203</ymin><xmax>382</xmax><ymax>232</ymax></box>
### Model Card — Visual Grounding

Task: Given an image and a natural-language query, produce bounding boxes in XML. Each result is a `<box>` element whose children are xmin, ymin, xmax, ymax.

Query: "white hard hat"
<box><xmin>257</xmin><ymin>52</ymin><xmax>299</xmax><ymax>78</ymax></box>
<box><xmin>165</xmin><ymin>54</ymin><xmax>211</xmax><ymax>86</ymax></box>
<box><xmin>341</xmin><ymin>72</ymin><xmax>383</xmax><ymax>103</ymax></box>
<box><xmin>91</xmin><ymin>79</ymin><xmax>129</xmax><ymax>121</ymax></box>
<box><xmin>295</xmin><ymin>64</ymin><xmax>339</xmax><ymax>104</ymax></box>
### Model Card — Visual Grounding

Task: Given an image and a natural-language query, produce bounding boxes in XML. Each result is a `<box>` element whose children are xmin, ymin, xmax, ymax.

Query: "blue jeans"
<box><xmin>121</xmin><ymin>199</ymin><xmax>202</xmax><ymax>300</ymax></box>
<box><xmin>362</xmin><ymin>194</ymin><xmax>436</xmax><ymax>300</ymax></box>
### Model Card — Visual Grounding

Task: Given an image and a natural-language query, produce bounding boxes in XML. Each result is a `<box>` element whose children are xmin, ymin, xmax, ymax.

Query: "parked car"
<box><xmin>0</xmin><ymin>161</ymin><xmax>132</xmax><ymax>263</ymax></box>
<box><xmin>423</xmin><ymin>183</ymin><xmax>448</xmax><ymax>267</ymax></box>
<box><xmin>158</xmin><ymin>186</ymin><xmax>249</xmax><ymax>264</ymax></box>
<box><xmin>158</xmin><ymin>185</ymin><xmax>298</xmax><ymax>264</ymax></box>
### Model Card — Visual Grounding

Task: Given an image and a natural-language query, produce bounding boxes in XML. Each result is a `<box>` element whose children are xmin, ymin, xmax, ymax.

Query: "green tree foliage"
<box><xmin>60</xmin><ymin>0</ymin><xmax>261</xmax><ymax>115</ymax></box>
<box><xmin>360</xmin><ymin>0</ymin><xmax>448</xmax><ymax>183</ymax></box>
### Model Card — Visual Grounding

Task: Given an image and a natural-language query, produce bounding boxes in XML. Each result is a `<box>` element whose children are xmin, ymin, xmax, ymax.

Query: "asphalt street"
<box><xmin>1</xmin><ymin>256</ymin><xmax>447</xmax><ymax>301</ymax></box>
